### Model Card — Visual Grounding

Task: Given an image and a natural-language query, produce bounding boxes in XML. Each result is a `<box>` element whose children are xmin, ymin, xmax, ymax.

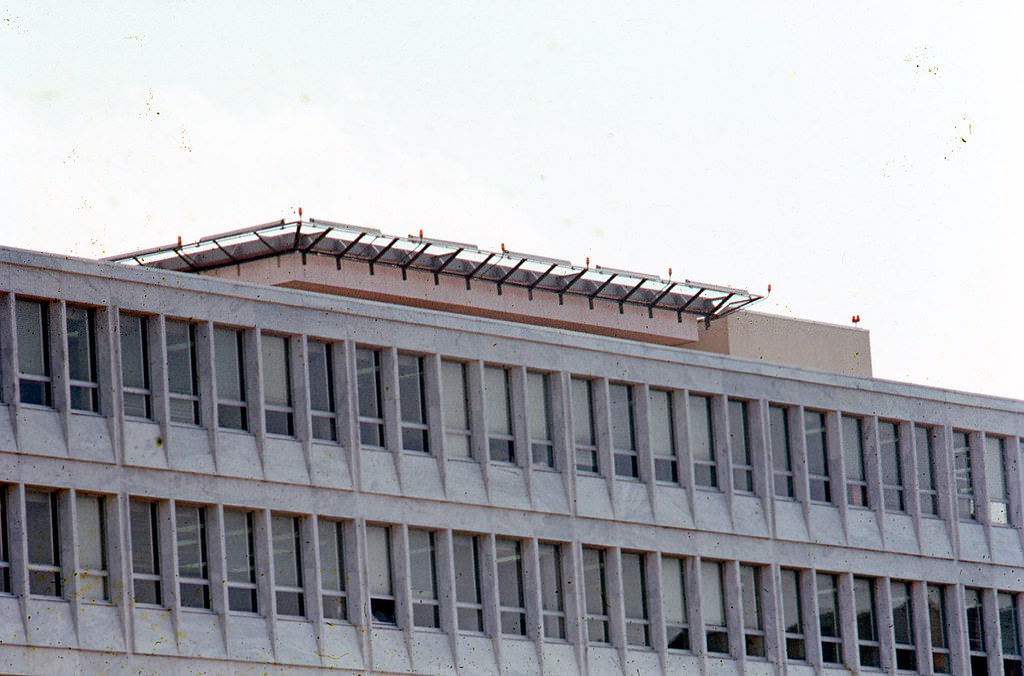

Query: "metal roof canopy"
<box><xmin>106</xmin><ymin>219</ymin><xmax>766</xmax><ymax>324</ymax></box>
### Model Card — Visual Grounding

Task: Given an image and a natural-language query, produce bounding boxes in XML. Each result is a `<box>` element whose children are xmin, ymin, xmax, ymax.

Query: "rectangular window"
<box><xmin>307</xmin><ymin>341</ymin><xmax>337</xmax><ymax>441</ymax></box>
<box><xmin>408</xmin><ymin>529</ymin><xmax>439</xmax><ymax>628</ymax></box>
<box><xmin>485</xmin><ymin>366</ymin><xmax>515</xmax><ymax>463</ymax></box>
<box><xmin>120</xmin><ymin>313</ymin><xmax>152</xmax><ymax>419</ymax></box>
<box><xmin>318</xmin><ymin>519</ymin><xmax>346</xmax><ymax>621</ymax></box>
<box><xmin>880</xmin><ymin>421</ymin><xmax>905</xmax><ymax>512</ymax></box>
<box><xmin>701</xmin><ymin>560</ymin><xmax>728</xmax><ymax>654</ymax></box>
<box><xmin>611</xmin><ymin>384</ymin><xmax>639</xmax><ymax>478</ymax></box>
<box><xmin>272</xmin><ymin>515</ymin><xmax>304</xmax><ymax>617</ymax></box>
<box><xmin>398</xmin><ymin>354</ymin><xmax>430</xmax><ymax>453</ymax></box>
<box><xmin>176</xmin><ymin>504</ymin><xmax>210</xmax><ymax>609</ymax></box>
<box><xmin>650</xmin><ymin>389</ymin><xmax>678</xmax><ymax>483</ymax></box>
<box><xmin>366</xmin><ymin>525</ymin><xmax>396</xmax><ymax>624</ymax></box>
<box><xmin>0</xmin><ymin>487</ymin><xmax>10</xmax><ymax>593</ymax></box>
<box><xmin>16</xmin><ymin>299</ymin><xmax>52</xmax><ymax>406</ymax></box>
<box><xmin>844</xmin><ymin>415</ymin><xmax>868</xmax><ymax>507</ymax></box>
<box><xmin>690</xmin><ymin>395</ymin><xmax>717</xmax><ymax>488</ymax></box>
<box><xmin>166</xmin><ymin>320</ymin><xmax>200</xmax><ymax>425</ymax></box>
<box><xmin>130</xmin><ymin>499</ymin><xmax>161</xmax><ymax>605</ymax></box>
<box><xmin>527</xmin><ymin>372</ymin><xmax>554</xmax><ymax>467</ymax></box>
<box><xmin>453</xmin><ymin>533</ymin><xmax>483</xmax><ymax>632</ymax></box>
<box><xmin>261</xmin><ymin>334</ymin><xmax>294</xmax><ymax>436</ymax></box>
<box><xmin>817</xmin><ymin>573</ymin><xmax>842</xmax><ymax>664</ymax></box>
<box><xmin>442</xmin><ymin>360</ymin><xmax>471</xmax><ymax>458</ymax></box>
<box><xmin>854</xmin><ymin>577</ymin><xmax>880</xmax><ymax>668</ymax></box>
<box><xmin>986</xmin><ymin>436</ymin><xmax>1009</xmax><ymax>525</ymax></box>
<box><xmin>771</xmin><ymin>405</ymin><xmax>794</xmax><ymax>498</ymax></box>
<box><xmin>538</xmin><ymin>543</ymin><xmax>565</xmax><ymax>639</ymax></box>
<box><xmin>730</xmin><ymin>400</ymin><xmax>754</xmax><ymax>493</ymax></box>
<box><xmin>928</xmin><ymin>585</ymin><xmax>951</xmax><ymax>673</ymax></box>
<box><xmin>622</xmin><ymin>551</ymin><xmax>650</xmax><ymax>646</ymax></box>
<box><xmin>954</xmin><ymin>431</ymin><xmax>976</xmax><ymax>520</ymax></box>
<box><xmin>781</xmin><ymin>568</ymin><xmax>805</xmax><ymax>660</ymax></box>
<box><xmin>496</xmin><ymin>538</ymin><xmax>526</xmax><ymax>635</ymax></box>
<box><xmin>224</xmin><ymin>509</ymin><xmax>258</xmax><ymax>613</ymax></box>
<box><xmin>215</xmin><ymin>327</ymin><xmax>248</xmax><ymax>430</ymax></box>
<box><xmin>741</xmin><ymin>564</ymin><xmax>765</xmax><ymax>657</ymax></box>
<box><xmin>663</xmin><ymin>556</ymin><xmax>690</xmax><ymax>650</ymax></box>
<box><xmin>999</xmin><ymin>592</ymin><xmax>1022</xmax><ymax>675</ymax></box>
<box><xmin>916</xmin><ymin>426</ymin><xmax>939</xmax><ymax>515</ymax></box>
<box><xmin>891</xmin><ymin>580</ymin><xmax>917</xmax><ymax>671</ymax></box>
<box><xmin>805</xmin><ymin>410</ymin><xmax>831</xmax><ymax>502</ymax></box>
<box><xmin>66</xmin><ymin>305</ymin><xmax>99</xmax><ymax>412</ymax></box>
<box><xmin>356</xmin><ymin>348</ymin><xmax>385</xmax><ymax>447</ymax></box>
<box><xmin>965</xmin><ymin>588</ymin><xmax>987</xmax><ymax>673</ymax></box>
<box><xmin>583</xmin><ymin>547</ymin><xmax>609</xmax><ymax>643</ymax></box>
<box><xmin>572</xmin><ymin>378</ymin><xmax>598</xmax><ymax>473</ymax></box>
<box><xmin>76</xmin><ymin>494</ymin><xmax>109</xmax><ymax>602</ymax></box>
<box><xmin>26</xmin><ymin>489</ymin><xmax>61</xmax><ymax>597</ymax></box>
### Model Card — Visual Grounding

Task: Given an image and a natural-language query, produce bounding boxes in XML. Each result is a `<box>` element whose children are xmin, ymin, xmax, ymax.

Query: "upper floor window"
<box><xmin>610</xmin><ymin>383</ymin><xmax>638</xmax><ymax>479</ymax></box>
<box><xmin>527</xmin><ymin>372</ymin><xmax>554</xmax><ymax>468</ymax></box>
<box><xmin>0</xmin><ymin>487</ymin><xmax>11</xmax><ymax>593</ymax></box>
<box><xmin>915</xmin><ymin>425</ymin><xmax>939</xmax><ymax>516</ymax></box>
<box><xmin>730</xmin><ymin>400</ymin><xmax>754</xmax><ymax>493</ymax></box>
<box><xmin>928</xmin><ymin>584</ymin><xmax>951</xmax><ymax>674</ymax></box>
<box><xmin>442</xmin><ymin>361</ymin><xmax>471</xmax><ymax>458</ymax></box>
<box><xmin>689</xmin><ymin>395</ymin><xmax>717</xmax><ymax>489</ymax></box>
<box><xmin>261</xmin><ymin>334</ymin><xmax>294</xmax><ymax>436</ymax></box>
<box><xmin>165</xmin><ymin>320</ymin><xmax>200</xmax><ymax>425</ymax></box>
<box><xmin>453</xmin><ymin>533</ymin><xmax>483</xmax><ymax>632</ymax></box>
<box><xmin>985</xmin><ymin>436</ymin><xmax>1010</xmax><ymax>525</ymax></box>
<box><xmin>307</xmin><ymin>341</ymin><xmax>337</xmax><ymax>442</ymax></box>
<box><xmin>817</xmin><ymin>573</ymin><xmax>842</xmax><ymax>664</ymax></box>
<box><xmin>572</xmin><ymin>378</ymin><xmax>598</xmax><ymax>474</ymax></box>
<box><xmin>843</xmin><ymin>415</ymin><xmax>868</xmax><ymax>507</ymax></box>
<box><xmin>356</xmin><ymin>348</ymin><xmax>385</xmax><ymax>448</ymax></box>
<box><xmin>398</xmin><ymin>354</ymin><xmax>429</xmax><ymax>453</ymax></box>
<box><xmin>953</xmin><ymin>431</ymin><xmax>976</xmax><ymax>520</ymax></box>
<box><xmin>408</xmin><ymin>529</ymin><xmax>439</xmax><ymax>628</ymax></box>
<box><xmin>26</xmin><ymin>489</ymin><xmax>61</xmax><ymax>597</ymax></box>
<box><xmin>538</xmin><ymin>542</ymin><xmax>565</xmax><ymax>639</ymax></box>
<box><xmin>583</xmin><ymin>547</ymin><xmax>609</xmax><ymax>643</ymax></box>
<box><xmin>662</xmin><ymin>556</ymin><xmax>690</xmax><ymax>651</ymax></box>
<box><xmin>879</xmin><ymin>421</ymin><xmax>904</xmax><ymax>512</ymax></box>
<box><xmin>214</xmin><ymin>327</ymin><xmax>247</xmax><ymax>431</ymax></box>
<box><xmin>965</xmin><ymin>587</ymin><xmax>987</xmax><ymax>673</ymax></box>
<box><xmin>16</xmin><ymin>299</ymin><xmax>52</xmax><ymax>407</ymax></box>
<box><xmin>622</xmin><ymin>551</ymin><xmax>650</xmax><ymax>647</ymax></box>
<box><xmin>176</xmin><ymin>504</ymin><xmax>211</xmax><ymax>609</ymax></box>
<box><xmin>999</xmin><ymin>592</ymin><xmax>1021</xmax><ymax>674</ymax></box>
<box><xmin>76</xmin><ymin>493</ymin><xmax>109</xmax><ymax>602</ymax></box>
<box><xmin>781</xmin><ymin>568</ymin><xmax>805</xmax><ymax>660</ymax></box>
<box><xmin>272</xmin><ymin>514</ymin><xmax>304</xmax><ymax>617</ymax></box>
<box><xmin>366</xmin><ymin>525</ymin><xmax>396</xmax><ymax>624</ymax></box>
<box><xmin>854</xmin><ymin>576</ymin><xmax>881</xmax><ymax>668</ymax></box>
<box><xmin>318</xmin><ymin>519</ymin><xmax>346</xmax><ymax>622</ymax></box>
<box><xmin>650</xmin><ymin>389</ymin><xmax>678</xmax><ymax>483</ymax></box>
<box><xmin>224</xmin><ymin>509</ymin><xmax>258</xmax><ymax>613</ymax></box>
<box><xmin>66</xmin><ymin>306</ymin><xmax>99</xmax><ymax>413</ymax></box>
<box><xmin>770</xmin><ymin>405</ymin><xmax>794</xmax><ymax>498</ymax></box>
<box><xmin>805</xmin><ymin>410</ymin><xmax>831</xmax><ymax>503</ymax></box>
<box><xmin>741</xmin><ymin>564</ymin><xmax>765</xmax><ymax>657</ymax></box>
<box><xmin>496</xmin><ymin>538</ymin><xmax>526</xmax><ymax>636</ymax></box>
<box><xmin>891</xmin><ymin>580</ymin><xmax>917</xmax><ymax>671</ymax></box>
<box><xmin>701</xmin><ymin>559</ymin><xmax>728</xmax><ymax>654</ymax></box>
<box><xmin>120</xmin><ymin>313</ymin><xmax>151</xmax><ymax>419</ymax></box>
<box><xmin>485</xmin><ymin>366</ymin><xmax>515</xmax><ymax>463</ymax></box>
<box><xmin>129</xmin><ymin>499</ymin><xmax>162</xmax><ymax>605</ymax></box>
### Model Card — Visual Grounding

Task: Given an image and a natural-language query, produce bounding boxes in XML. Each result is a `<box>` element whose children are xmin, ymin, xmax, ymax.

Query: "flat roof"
<box><xmin>107</xmin><ymin>218</ymin><xmax>765</xmax><ymax>323</ymax></box>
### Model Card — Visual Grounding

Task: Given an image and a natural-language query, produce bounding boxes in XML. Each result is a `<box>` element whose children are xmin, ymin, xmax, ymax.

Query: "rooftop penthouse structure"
<box><xmin>0</xmin><ymin>218</ymin><xmax>1018</xmax><ymax>674</ymax></box>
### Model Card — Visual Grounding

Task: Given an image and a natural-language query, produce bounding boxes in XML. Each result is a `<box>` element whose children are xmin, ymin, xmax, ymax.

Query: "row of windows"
<box><xmin>0</xmin><ymin>483</ymin><xmax>1019</xmax><ymax>673</ymax></box>
<box><xmin>5</xmin><ymin>298</ymin><xmax>1019</xmax><ymax>527</ymax></box>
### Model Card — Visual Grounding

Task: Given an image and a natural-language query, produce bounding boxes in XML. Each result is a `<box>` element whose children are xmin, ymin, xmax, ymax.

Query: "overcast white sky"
<box><xmin>2</xmin><ymin>2</ymin><xmax>1022</xmax><ymax>399</ymax></box>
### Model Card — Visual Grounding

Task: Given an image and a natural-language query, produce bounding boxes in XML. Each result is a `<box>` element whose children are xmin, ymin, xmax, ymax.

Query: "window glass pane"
<box><xmin>271</xmin><ymin>515</ymin><xmax>300</xmax><ymax>588</ymax></box>
<box><xmin>965</xmin><ymin>588</ymin><xmax>985</xmax><ymax>652</ymax></box>
<box><xmin>76</xmin><ymin>494</ymin><xmax>105</xmax><ymax>570</ymax></box>
<box><xmin>408</xmin><ymin>530</ymin><xmax>437</xmax><ymax>600</ymax></box>
<box><xmin>1000</xmin><ymin>593</ymin><xmax>1020</xmax><ymax>656</ymax></box>
<box><xmin>308</xmin><ymin>341</ymin><xmax>334</xmax><ymax>412</ymax></box>
<box><xmin>165</xmin><ymin>320</ymin><xmax>197</xmax><ymax>396</ymax></box>
<box><xmin>610</xmin><ymin>384</ymin><xmax>635</xmax><ymax>451</ymax></box>
<box><xmin>929</xmin><ymin>585</ymin><xmax>948</xmax><ymax>648</ymax></box>
<box><xmin>527</xmin><ymin>372</ymin><xmax>551</xmax><ymax>441</ymax></box>
<box><xmin>916</xmin><ymin>426</ymin><xmax>935</xmax><ymax>489</ymax></box>
<box><xmin>879</xmin><ymin>422</ymin><xmax>902</xmax><ymax>488</ymax></box>
<box><xmin>854</xmin><ymin>577</ymin><xmax>877</xmax><ymax>642</ymax></box>
<box><xmin>399</xmin><ymin>354</ymin><xmax>427</xmax><ymax>424</ymax></box>
<box><xmin>741</xmin><ymin>565</ymin><xmax>762</xmax><ymax>630</ymax></box>
<box><xmin>318</xmin><ymin>521</ymin><xmax>344</xmax><ymax>592</ymax></box>
<box><xmin>843</xmin><ymin>416</ymin><xmax>865</xmax><ymax>480</ymax></box>
<box><xmin>16</xmin><ymin>299</ymin><xmax>48</xmax><ymax>376</ymax></box>
<box><xmin>953</xmin><ymin>432</ymin><xmax>974</xmax><ymax>518</ymax></box>
<box><xmin>781</xmin><ymin>569</ymin><xmax>802</xmax><ymax>634</ymax></box>
<box><xmin>689</xmin><ymin>396</ymin><xmax>713</xmax><ymax>463</ymax></box>
<box><xmin>583</xmin><ymin>547</ymin><xmax>608</xmax><ymax>642</ymax></box>
<box><xmin>26</xmin><ymin>490</ymin><xmax>57</xmax><ymax>566</ymax></box>
<box><xmin>572</xmin><ymin>379</ymin><xmax>594</xmax><ymax>446</ymax></box>
<box><xmin>442</xmin><ymin>361</ymin><xmax>468</xmax><ymax>428</ymax></box>
<box><xmin>986</xmin><ymin>437</ymin><xmax>1008</xmax><ymax>499</ymax></box>
<box><xmin>538</xmin><ymin>543</ymin><xmax>563</xmax><ymax>613</ymax></box>
<box><xmin>729</xmin><ymin>400</ymin><xmax>751</xmax><ymax>466</ymax></box>
<box><xmin>817</xmin><ymin>574</ymin><xmax>840</xmax><ymax>637</ymax></box>
<box><xmin>120</xmin><ymin>314</ymin><xmax>148</xmax><ymax>390</ymax></box>
<box><xmin>485</xmin><ymin>367</ymin><xmax>512</xmax><ymax>436</ymax></box>
<box><xmin>650</xmin><ymin>390</ymin><xmax>674</xmax><ymax>456</ymax></box>
<box><xmin>176</xmin><ymin>505</ymin><xmax>206</xmax><ymax>579</ymax></box>
<box><xmin>453</xmin><ymin>534</ymin><xmax>480</xmax><ymax>604</ymax></box>
<box><xmin>366</xmin><ymin>526</ymin><xmax>392</xmax><ymax>596</ymax></box>
<box><xmin>662</xmin><ymin>557</ymin><xmax>686</xmax><ymax>623</ymax></box>
<box><xmin>356</xmin><ymin>349</ymin><xmax>382</xmax><ymax>418</ymax></box>
<box><xmin>892</xmin><ymin>581</ymin><xmax>914</xmax><ymax>645</ymax></box>
<box><xmin>261</xmin><ymin>335</ymin><xmax>290</xmax><ymax>407</ymax></box>
<box><xmin>130</xmin><ymin>501</ymin><xmax>158</xmax><ymax>575</ymax></box>
<box><xmin>700</xmin><ymin>560</ymin><xmax>725</xmax><ymax>627</ymax></box>
<box><xmin>622</xmin><ymin>552</ymin><xmax>647</xmax><ymax>619</ymax></box>
<box><xmin>66</xmin><ymin>306</ymin><xmax>95</xmax><ymax>382</ymax></box>
<box><xmin>805</xmin><ymin>411</ymin><xmax>827</xmax><ymax>476</ymax></box>
<box><xmin>215</xmin><ymin>327</ymin><xmax>244</xmax><ymax>401</ymax></box>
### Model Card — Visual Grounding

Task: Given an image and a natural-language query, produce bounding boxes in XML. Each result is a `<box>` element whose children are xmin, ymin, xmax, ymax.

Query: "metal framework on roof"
<box><xmin>107</xmin><ymin>219</ymin><xmax>766</xmax><ymax>324</ymax></box>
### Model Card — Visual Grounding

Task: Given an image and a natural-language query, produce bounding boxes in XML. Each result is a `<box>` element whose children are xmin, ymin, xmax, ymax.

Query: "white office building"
<box><xmin>0</xmin><ymin>218</ymin><xmax>1020</xmax><ymax>674</ymax></box>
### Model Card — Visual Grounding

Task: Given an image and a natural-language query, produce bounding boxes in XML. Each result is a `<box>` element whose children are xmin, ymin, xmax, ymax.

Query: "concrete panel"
<box><xmin>132</xmin><ymin>607</ymin><xmax>179</xmax><ymax>656</ymax></box>
<box><xmin>845</xmin><ymin>509</ymin><xmax>881</xmax><ymax>550</ymax></box>
<box><xmin>166</xmin><ymin>424</ymin><xmax>214</xmax><ymax>474</ymax></box>
<box><xmin>263</xmin><ymin>437</ymin><xmax>310</xmax><ymax>485</ymax></box>
<box><xmin>622</xmin><ymin>648</ymin><xmax>661</xmax><ymax>674</ymax></box>
<box><xmin>225</xmin><ymin>614</ymin><xmax>274</xmax><ymax>662</ymax></box>
<box><xmin>959</xmin><ymin>522</ymin><xmax>991</xmax><ymax>563</ymax></box>
<box><xmin>124</xmin><ymin>419</ymin><xmax>167</xmax><ymax>468</ymax></box>
<box><xmin>446</xmin><ymin>459</ymin><xmax>488</xmax><ymax>505</ymax></box>
<box><xmin>215</xmin><ymin>432</ymin><xmax>263</xmax><ymax>480</ymax></box>
<box><xmin>455</xmin><ymin>634</ymin><xmax>499</xmax><ymax>674</ymax></box>
<box><xmin>731</xmin><ymin>495</ymin><xmax>768</xmax><ymax>538</ymax></box>
<box><xmin>370</xmin><ymin>626</ymin><xmax>412</xmax><ymax>674</ymax></box>
<box><xmin>399</xmin><ymin>452</ymin><xmax>445</xmax><ymax>501</ymax></box>
<box><xmin>919</xmin><ymin>518</ymin><xmax>954</xmax><ymax>559</ymax></box>
<box><xmin>693</xmin><ymin>490</ymin><xmax>732</xmax><ymax>533</ymax></box>
<box><xmin>319</xmin><ymin>622</ymin><xmax>364</xmax><ymax>670</ymax></box>
<box><xmin>991</xmin><ymin>527</ymin><xmax>1024</xmax><ymax>566</ymax></box>
<box><xmin>274</xmin><ymin>618</ymin><xmax>320</xmax><ymax>666</ymax></box>
<box><xmin>15</xmin><ymin>408</ymin><xmax>65</xmax><ymax>457</ymax></box>
<box><xmin>576</xmin><ymin>475</ymin><xmax>614</xmax><ymax>520</ymax></box>
<box><xmin>807</xmin><ymin>505</ymin><xmax>845</xmax><ymax>546</ymax></box>
<box><xmin>654</xmin><ymin>486</ymin><xmax>695</xmax><ymax>530</ymax></box>
<box><xmin>310</xmin><ymin>441</ymin><xmax>352</xmax><ymax>490</ymax></box>
<box><xmin>501</xmin><ymin>637</ymin><xmax>540</xmax><ymax>676</ymax></box>
<box><xmin>486</xmin><ymin>464</ymin><xmax>532</xmax><ymax>511</ymax></box>
<box><xmin>530</xmin><ymin>470</ymin><xmax>571</xmax><ymax>514</ymax></box>
<box><xmin>409</xmin><ymin>630</ymin><xmax>455</xmax><ymax>674</ymax></box>
<box><xmin>0</xmin><ymin>596</ymin><xmax>25</xmax><ymax>645</ymax></box>
<box><xmin>177</xmin><ymin>610</ymin><xmax>226</xmax><ymax>658</ymax></box>
<box><xmin>67</xmin><ymin>414</ymin><xmax>114</xmax><ymax>463</ymax></box>
<box><xmin>78</xmin><ymin>603</ymin><xmax>126</xmax><ymax>652</ymax></box>
<box><xmin>0</xmin><ymin>406</ymin><xmax>17</xmax><ymax>452</ymax></box>
<box><xmin>541</xmin><ymin>642</ymin><xmax>580</xmax><ymax>674</ymax></box>
<box><xmin>359</xmin><ymin>449</ymin><xmax>401</xmax><ymax>496</ymax></box>
<box><xmin>614</xmin><ymin>480</ymin><xmax>654</xmax><ymax>523</ymax></box>
<box><xmin>882</xmin><ymin>513</ymin><xmax>919</xmax><ymax>555</ymax></box>
<box><xmin>585</xmin><ymin>644</ymin><xmax>623</xmax><ymax>675</ymax></box>
<box><xmin>25</xmin><ymin>599</ymin><xmax>76</xmax><ymax>649</ymax></box>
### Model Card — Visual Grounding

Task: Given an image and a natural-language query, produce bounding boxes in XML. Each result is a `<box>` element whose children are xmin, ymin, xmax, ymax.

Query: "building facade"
<box><xmin>0</xmin><ymin>220</ymin><xmax>1021</xmax><ymax>674</ymax></box>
